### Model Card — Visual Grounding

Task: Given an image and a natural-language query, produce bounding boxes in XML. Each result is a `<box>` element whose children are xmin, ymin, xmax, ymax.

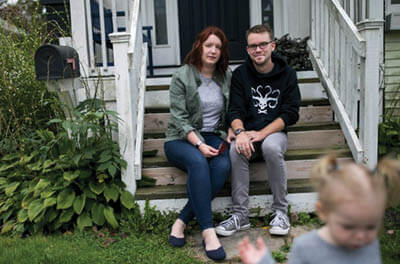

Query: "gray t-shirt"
<box><xmin>198</xmin><ymin>74</ymin><xmax>223</xmax><ymax>132</ymax></box>
<box><xmin>258</xmin><ymin>230</ymin><xmax>381</xmax><ymax>264</ymax></box>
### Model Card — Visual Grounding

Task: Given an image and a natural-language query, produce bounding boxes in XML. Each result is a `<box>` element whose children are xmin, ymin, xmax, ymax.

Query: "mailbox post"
<box><xmin>34</xmin><ymin>44</ymin><xmax>80</xmax><ymax>117</ymax></box>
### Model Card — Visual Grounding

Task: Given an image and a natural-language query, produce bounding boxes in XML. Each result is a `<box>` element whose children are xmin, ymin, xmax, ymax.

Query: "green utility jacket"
<box><xmin>165</xmin><ymin>64</ymin><xmax>232</xmax><ymax>143</ymax></box>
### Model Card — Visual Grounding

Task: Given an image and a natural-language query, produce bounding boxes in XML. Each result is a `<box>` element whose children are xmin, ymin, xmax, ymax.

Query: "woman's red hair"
<box><xmin>184</xmin><ymin>26</ymin><xmax>229</xmax><ymax>76</ymax></box>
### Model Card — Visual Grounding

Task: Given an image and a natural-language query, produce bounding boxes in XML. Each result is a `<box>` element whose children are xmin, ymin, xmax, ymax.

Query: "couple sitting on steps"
<box><xmin>164</xmin><ymin>23</ymin><xmax>301</xmax><ymax>261</ymax></box>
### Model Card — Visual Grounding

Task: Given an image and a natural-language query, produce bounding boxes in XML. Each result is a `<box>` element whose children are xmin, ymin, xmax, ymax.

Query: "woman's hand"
<box><xmin>198</xmin><ymin>143</ymin><xmax>219</xmax><ymax>158</ymax></box>
<box><xmin>227</xmin><ymin>127</ymin><xmax>235</xmax><ymax>143</ymax></box>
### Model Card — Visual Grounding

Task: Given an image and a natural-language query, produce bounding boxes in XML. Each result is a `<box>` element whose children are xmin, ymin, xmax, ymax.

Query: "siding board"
<box><xmin>385</xmin><ymin>32</ymin><xmax>400</xmax><ymax>118</ymax></box>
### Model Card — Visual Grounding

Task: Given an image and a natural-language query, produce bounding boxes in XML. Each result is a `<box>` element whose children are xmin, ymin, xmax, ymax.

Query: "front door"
<box><xmin>142</xmin><ymin>0</ymin><xmax>181</xmax><ymax>66</ymax></box>
<box><xmin>178</xmin><ymin>0</ymin><xmax>250</xmax><ymax>62</ymax></box>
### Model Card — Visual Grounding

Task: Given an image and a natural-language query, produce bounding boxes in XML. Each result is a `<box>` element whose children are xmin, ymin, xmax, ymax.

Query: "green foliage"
<box><xmin>275</xmin><ymin>34</ymin><xmax>312</xmax><ymax>71</ymax></box>
<box><xmin>0</xmin><ymin>102</ymin><xmax>131</xmax><ymax>235</ymax></box>
<box><xmin>120</xmin><ymin>201</ymin><xmax>177</xmax><ymax>236</ymax></box>
<box><xmin>0</xmin><ymin>2</ymin><xmax>65</xmax><ymax>154</ymax></box>
<box><xmin>271</xmin><ymin>250</ymin><xmax>288</xmax><ymax>263</ymax></box>
<box><xmin>271</xmin><ymin>244</ymin><xmax>291</xmax><ymax>263</ymax></box>
<box><xmin>0</xmin><ymin>231</ymin><xmax>202</xmax><ymax>264</ymax></box>
<box><xmin>378</xmin><ymin>118</ymin><xmax>400</xmax><ymax>159</ymax></box>
<box><xmin>380</xmin><ymin>205</ymin><xmax>400</xmax><ymax>263</ymax></box>
<box><xmin>292</xmin><ymin>212</ymin><xmax>322</xmax><ymax>226</ymax></box>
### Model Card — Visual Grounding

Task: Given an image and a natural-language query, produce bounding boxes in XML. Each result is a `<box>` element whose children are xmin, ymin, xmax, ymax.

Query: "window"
<box><xmin>262</xmin><ymin>0</ymin><xmax>274</xmax><ymax>29</ymax></box>
<box><xmin>154</xmin><ymin>0</ymin><xmax>168</xmax><ymax>45</ymax></box>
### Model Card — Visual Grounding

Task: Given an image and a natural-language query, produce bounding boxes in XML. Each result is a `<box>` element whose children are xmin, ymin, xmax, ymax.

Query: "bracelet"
<box><xmin>195</xmin><ymin>140</ymin><xmax>202</xmax><ymax>149</ymax></box>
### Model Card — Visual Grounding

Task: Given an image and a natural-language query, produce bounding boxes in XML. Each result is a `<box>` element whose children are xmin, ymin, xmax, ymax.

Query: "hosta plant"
<box><xmin>0</xmin><ymin>100</ymin><xmax>132</xmax><ymax>235</ymax></box>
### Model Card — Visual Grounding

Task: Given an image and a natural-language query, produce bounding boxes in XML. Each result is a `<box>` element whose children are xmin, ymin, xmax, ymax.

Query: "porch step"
<box><xmin>144</xmin><ymin>106</ymin><xmax>334</xmax><ymax>134</ymax></box>
<box><xmin>141</xmin><ymin>149</ymin><xmax>352</xmax><ymax>186</ymax></box>
<box><xmin>145</xmin><ymin>98</ymin><xmax>331</xmax><ymax>113</ymax></box>
<box><xmin>145</xmin><ymin>71</ymin><xmax>321</xmax><ymax>90</ymax></box>
<box><xmin>144</xmin><ymin>123</ymin><xmax>340</xmax><ymax>140</ymax></box>
<box><xmin>144</xmin><ymin>121</ymin><xmax>339</xmax><ymax>139</ymax></box>
<box><xmin>135</xmin><ymin>179</ymin><xmax>313</xmax><ymax>200</ymax></box>
<box><xmin>136</xmin><ymin>70</ymin><xmax>350</xmax><ymax>215</ymax></box>
<box><xmin>143</xmin><ymin>129</ymin><xmax>346</xmax><ymax>157</ymax></box>
<box><xmin>144</xmin><ymin>71</ymin><xmax>328</xmax><ymax>110</ymax></box>
<box><xmin>145</xmin><ymin>83</ymin><xmax>327</xmax><ymax>110</ymax></box>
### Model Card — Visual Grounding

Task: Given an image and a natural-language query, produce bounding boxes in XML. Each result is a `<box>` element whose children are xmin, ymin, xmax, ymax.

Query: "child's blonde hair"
<box><xmin>311</xmin><ymin>155</ymin><xmax>400</xmax><ymax>211</ymax></box>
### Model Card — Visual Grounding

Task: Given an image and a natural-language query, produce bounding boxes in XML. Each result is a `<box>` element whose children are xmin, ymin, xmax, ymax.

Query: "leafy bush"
<box><xmin>275</xmin><ymin>34</ymin><xmax>313</xmax><ymax>71</ymax></box>
<box><xmin>120</xmin><ymin>201</ymin><xmax>178</xmax><ymax>236</ymax></box>
<box><xmin>0</xmin><ymin>2</ymin><xmax>65</xmax><ymax>154</ymax></box>
<box><xmin>0</xmin><ymin>101</ymin><xmax>133</xmax><ymax>236</ymax></box>
<box><xmin>379</xmin><ymin>118</ymin><xmax>400</xmax><ymax>159</ymax></box>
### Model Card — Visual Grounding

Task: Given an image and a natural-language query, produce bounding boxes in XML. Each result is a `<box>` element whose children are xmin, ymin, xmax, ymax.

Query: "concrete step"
<box><xmin>135</xmin><ymin>191</ymin><xmax>317</xmax><ymax>216</ymax></box>
<box><xmin>141</xmin><ymin>148</ymin><xmax>352</xmax><ymax>186</ymax></box>
<box><xmin>143</xmin><ymin>128</ymin><xmax>346</xmax><ymax>157</ymax></box>
<box><xmin>135</xmin><ymin>178</ymin><xmax>313</xmax><ymax>200</ymax></box>
<box><xmin>144</xmin><ymin>106</ymin><xmax>334</xmax><ymax>134</ymax></box>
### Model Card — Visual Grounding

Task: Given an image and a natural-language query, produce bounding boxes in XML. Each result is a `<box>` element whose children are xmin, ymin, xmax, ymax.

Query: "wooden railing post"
<box><xmin>109</xmin><ymin>32</ymin><xmax>137</xmax><ymax>195</ymax></box>
<box><xmin>357</xmin><ymin>18</ymin><xmax>384</xmax><ymax>169</ymax></box>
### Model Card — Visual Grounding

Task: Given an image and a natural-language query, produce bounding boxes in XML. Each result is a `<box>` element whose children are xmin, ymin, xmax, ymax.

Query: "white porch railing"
<box><xmin>70</xmin><ymin>0</ymin><xmax>130</xmax><ymax>76</ymax></box>
<box><xmin>109</xmin><ymin>0</ymin><xmax>147</xmax><ymax>195</ymax></box>
<box><xmin>308</xmin><ymin>0</ymin><xmax>383</xmax><ymax>168</ymax></box>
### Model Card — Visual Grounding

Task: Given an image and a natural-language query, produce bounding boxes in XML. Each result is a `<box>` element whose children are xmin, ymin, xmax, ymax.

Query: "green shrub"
<box><xmin>0</xmin><ymin>101</ymin><xmax>132</xmax><ymax>236</ymax></box>
<box><xmin>378</xmin><ymin>118</ymin><xmax>400</xmax><ymax>159</ymax></box>
<box><xmin>0</xmin><ymin>3</ymin><xmax>65</xmax><ymax>154</ymax></box>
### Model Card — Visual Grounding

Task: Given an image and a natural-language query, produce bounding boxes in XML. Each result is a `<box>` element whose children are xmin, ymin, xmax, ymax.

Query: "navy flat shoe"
<box><xmin>202</xmin><ymin>240</ymin><xmax>226</xmax><ymax>261</ymax></box>
<box><xmin>169</xmin><ymin>234</ymin><xmax>186</xmax><ymax>247</ymax></box>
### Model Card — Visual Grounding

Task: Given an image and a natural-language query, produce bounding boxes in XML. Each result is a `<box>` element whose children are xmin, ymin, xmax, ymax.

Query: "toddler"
<box><xmin>239</xmin><ymin>155</ymin><xmax>400</xmax><ymax>264</ymax></box>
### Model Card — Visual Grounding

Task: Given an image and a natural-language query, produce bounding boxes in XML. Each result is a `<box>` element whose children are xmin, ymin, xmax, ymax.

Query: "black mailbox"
<box><xmin>34</xmin><ymin>44</ymin><xmax>80</xmax><ymax>80</ymax></box>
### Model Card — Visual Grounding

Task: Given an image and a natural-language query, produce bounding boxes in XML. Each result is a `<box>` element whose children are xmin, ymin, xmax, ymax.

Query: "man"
<box><xmin>216</xmin><ymin>24</ymin><xmax>301</xmax><ymax>236</ymax></box>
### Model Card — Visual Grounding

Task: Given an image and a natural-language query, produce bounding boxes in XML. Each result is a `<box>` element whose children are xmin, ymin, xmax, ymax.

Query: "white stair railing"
<box><xmin>70</xmin><ymin>0</ymin><xmax>129</xmax><ymax>76</ymax></box>
<box><xmin>109</xmin><ymin>0</ymin><xmax>147</xmax><ymax>195</ymax></box>
<box><xmin>308</xmin><ymin>0</ymin><xmax>383</xmax><ymax>168</ymax></box>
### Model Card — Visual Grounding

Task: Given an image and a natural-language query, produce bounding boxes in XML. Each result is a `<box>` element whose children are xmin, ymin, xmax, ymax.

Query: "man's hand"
<box><xmin>227</xmin><ymin>127</ymin><xmax>235</xmax><ymax>143</ymax></box>
<box><xmin>235</xmin><ymin>132</ymin><xmax>254</xmax><ymax>159</ymax></box>
<box><xmin>245</xmin><ymin>130</ymin><xmax>266</xmax><ymax>143</ymax></box>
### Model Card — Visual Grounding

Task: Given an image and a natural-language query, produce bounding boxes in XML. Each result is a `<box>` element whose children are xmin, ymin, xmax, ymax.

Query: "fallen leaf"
<box><xmin>387</xmin><ymin>229</ymin><xmax>395</xmax><ymax>235</ymax></box>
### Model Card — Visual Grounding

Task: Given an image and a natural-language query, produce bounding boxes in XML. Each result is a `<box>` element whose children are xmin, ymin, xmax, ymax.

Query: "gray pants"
<box><xmin>230</xmin><ymin>132</ymin><xmax>288</xmax><ymax>219</ymax></box>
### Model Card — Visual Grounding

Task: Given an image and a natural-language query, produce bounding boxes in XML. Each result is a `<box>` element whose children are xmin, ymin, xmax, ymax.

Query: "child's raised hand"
<box><xmin>238</xmin><ymin>236</ymin><xmax>267</xmax><ymax>264</ymax></box>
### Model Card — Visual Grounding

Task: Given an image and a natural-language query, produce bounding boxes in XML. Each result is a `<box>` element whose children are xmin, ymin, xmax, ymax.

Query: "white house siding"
<box><xmin>385</xmin><ymin>31</ymin><xmax>400</xmax><ymax>119</ymax></box>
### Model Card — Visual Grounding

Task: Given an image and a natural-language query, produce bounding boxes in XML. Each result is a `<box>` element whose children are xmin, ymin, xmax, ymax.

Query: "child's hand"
<box><xmin>238</xmin><ymin>236</ymin><xmax>267</xmax><ymax>264</ymax></box>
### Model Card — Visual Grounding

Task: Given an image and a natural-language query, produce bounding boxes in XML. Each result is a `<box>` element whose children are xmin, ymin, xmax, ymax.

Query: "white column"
<box><xmin>357</xmin><ymin>19</ymin><xmax>384</xmax><ymax>169</ymax></box>
<box><xmin>109</xmin><ymin>32</ymin><xmax>137</xmax><ymax>195</ymax></box>
<box><xmin>70</xmin><ymin>0</ymin><xmax>90</xmax><ymax>77</ymax></box>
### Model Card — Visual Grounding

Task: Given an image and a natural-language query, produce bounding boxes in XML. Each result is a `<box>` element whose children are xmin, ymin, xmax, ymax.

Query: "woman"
<box><xmin>164</xmin><ymin>26</ymin><xmax>231</xmax><ymax>261</ymax></box>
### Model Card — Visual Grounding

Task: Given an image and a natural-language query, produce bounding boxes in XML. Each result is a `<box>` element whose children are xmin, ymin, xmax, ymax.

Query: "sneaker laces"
<box><xmin>269</xmin><ymin>211</ymin><xmax>289</xmax><ymax>228</ymax></box>
<box><xmin>220</xmin><ymin>214</ymin><xmax>241</xmax><ymax>230</ymax></box>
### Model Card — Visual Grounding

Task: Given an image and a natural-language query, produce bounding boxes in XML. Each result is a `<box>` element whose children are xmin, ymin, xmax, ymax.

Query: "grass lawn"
<box><xmin>381</xmin><ymin>206</ymin><xmax>400</xmax><ymax>264</ymax></box>
<box><xmin>0</xmin><ymin>206</ymin><xmax>399</xmax><ymax>264</ymax></box>
<box><xmin>0</xmin><ymin>231</ymin><xmax>202</xmax><ymax>264</ymax></box>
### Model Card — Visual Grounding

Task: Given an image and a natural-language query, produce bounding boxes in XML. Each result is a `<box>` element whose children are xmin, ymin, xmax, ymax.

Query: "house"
<box><xmin>49</xmin><ymin>0</ymin><xmax>397</xmax><ymax>214</ymax></box>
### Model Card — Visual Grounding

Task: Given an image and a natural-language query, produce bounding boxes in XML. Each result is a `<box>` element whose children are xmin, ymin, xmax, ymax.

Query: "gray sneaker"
<box><xmin>215</xmin><ymin>214</ymin><xmax>250</xmax><ymax>236</ymax></box>
<box><xmin>269</xmin><ymin>210</ymin><xmax>290</xmax><ymax>235</ymax></box>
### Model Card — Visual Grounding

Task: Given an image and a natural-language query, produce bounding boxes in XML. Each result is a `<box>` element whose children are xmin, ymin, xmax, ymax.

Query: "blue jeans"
<box><xmin>164</xmin><ymin>133</ymin><xmax>230</xmax><ymax>230</ymax></box>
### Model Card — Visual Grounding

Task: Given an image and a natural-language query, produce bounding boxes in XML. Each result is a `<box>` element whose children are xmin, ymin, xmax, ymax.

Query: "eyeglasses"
<box><xmin>247</xmin><ymin>41</ymin><xmax>274</xmax><ymax>52</ymax></box>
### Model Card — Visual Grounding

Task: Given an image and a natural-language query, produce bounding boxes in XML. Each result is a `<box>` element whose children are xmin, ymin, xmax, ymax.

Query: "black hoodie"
<box><xmin>228</xmin><ymin>52</ymin><xmax>301</xmax><ymax>132</ymax></box>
